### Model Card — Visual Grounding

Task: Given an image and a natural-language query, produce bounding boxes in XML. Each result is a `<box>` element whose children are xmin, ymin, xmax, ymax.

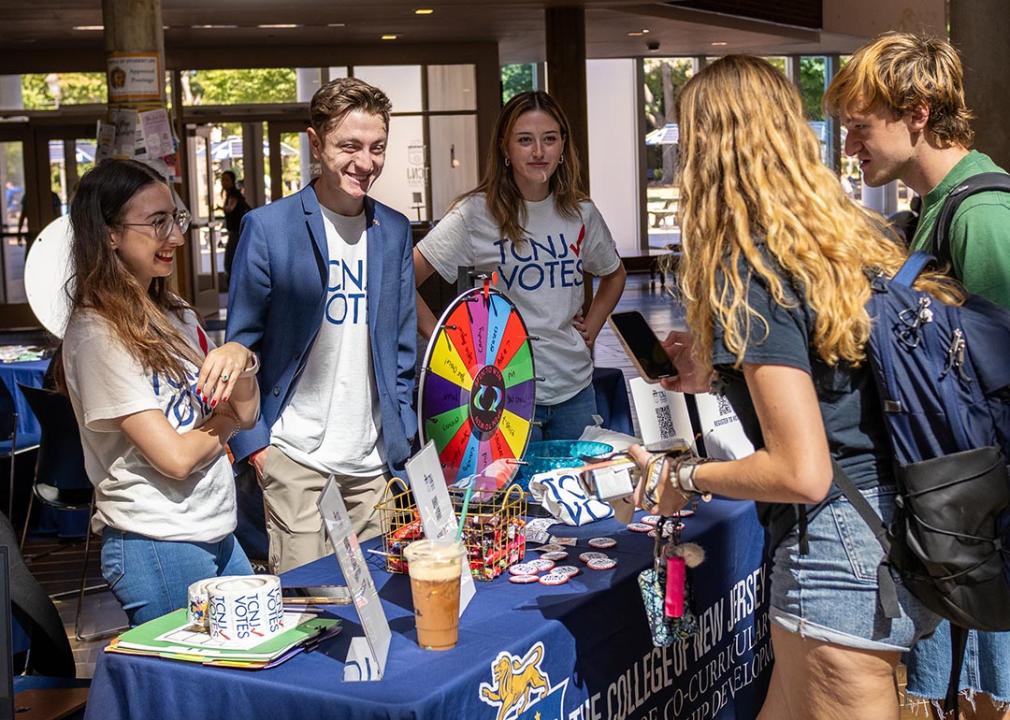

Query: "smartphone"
<box><xmin>281</xmin><ymin>585</ymin><xmax>352</xmax><ymax>605</ymax></box>
<box><xmin>608</xmin><ymin>311</ymin><xmax>676</xmax><ymax>383</ymax></box>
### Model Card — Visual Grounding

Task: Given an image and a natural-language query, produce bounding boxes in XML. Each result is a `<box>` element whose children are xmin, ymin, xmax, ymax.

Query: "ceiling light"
<box><xmin>711</xmin><ymin>41</ymin><xmax>728</xmax><ymax>46</ymax></box>
<box><xmin>627</xmin><ymin>31</ymin><xmax>644</xmax><ymax>37</ymax></box>
<box><xmin>641</xmin><ymin>29</ymin><xmax>650</xmax><ymax>34</ymax></box>
<box><xmin>327</xmin><ymin>23</ymin><xmax>346</xmax><ymax>27</ymax></box>
<box><xmin>192</xmin><ymin>24</ymin><xmax>238</xmax><ymax>29</ymax></box>
<box><xmin>414</xmin><ymin>8</ymin><xmax>434</xmax><ymax>15</ymax></box>
<box><xmin>381</xmin><ymin>34</ymin><xmax>398</xmax><ymax>40</ymax></box>
<box><xmin>73</xmin><ymin>25</ymin><xmax>104</xmax><ymax>31</ymax></box>
<box><xmin>258</xmin><ymin>23</ymin><xmax>300</xmax><ymax>29</ymax></box>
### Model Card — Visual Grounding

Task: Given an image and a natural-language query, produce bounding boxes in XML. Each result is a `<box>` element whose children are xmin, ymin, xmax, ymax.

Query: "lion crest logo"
<box><xmin>479</xmin><ymin>643</ymin><xmax>552</xmax><ymax>720</ymax></box>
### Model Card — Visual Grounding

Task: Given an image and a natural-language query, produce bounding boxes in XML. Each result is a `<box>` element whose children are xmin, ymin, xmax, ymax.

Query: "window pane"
<box><xmin>354</xmin><ymin>66</ymin><xmax>422</xmax><ymax>113</ymax></box>
<box><xmin>0</xmin><ymin>140</ymin><xmax>26</xmax><ymax>303</ymax></box>
<box><xmin>182</xmin><ymin>68</ymin><xmax>297</xmax><ymax>105</ymax></box>
<box><xmin>19</xmin><ymin>73</ymin><xmax>107</xmax><ymax>109</ymax></box>
<box><xmin>429</xmin><ymin>115</ymin><xmax>478</xmax><ymax>219</ymax></box>
<box><xmin>501</xmin><ymin>64</ymin><xmax>535</xmax><ymax>104</ymax></box>
<box><xmin>369</xmin><ymin>115</ymin><xmax>426</xmax><ymax>221</ymax></box>
<box><xmin>280</xmin><ymin>132</ymin><xmax>310</xmax><ymax>198</ymax></box>
<box><xmin>427</xmin><ymin>65</ymin><xmax>476</xmax><ymax>111</ymax></box>
<box><xmin>296</xmin><ymin>68</ymin><xmax>322</xmax><ymax>103</ymax></box>
<box><xmin>327</xmin><ymin>67</ymin><xmax>349</xmax><ymax>81</ymax></box>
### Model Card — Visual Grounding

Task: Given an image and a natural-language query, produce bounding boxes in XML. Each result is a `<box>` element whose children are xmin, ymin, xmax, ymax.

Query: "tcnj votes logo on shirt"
<box><xmin>493</xmin><ymin>225</ymin><xmax>586</xmax><ymax>292</ymax></box>
<box><xmin>150</xmin><ymin>323</ymin><xmax>211</xmax><ymax>431</ymax></box>
<box><xmin>151</xmin><ymin>368</ymin><xmax>209</xmax><ymax>431</ymax></box>
<box><xmin>325</xmin><ymin>258</ymin><xmax>368</xmax><ymax>325</ymax></box>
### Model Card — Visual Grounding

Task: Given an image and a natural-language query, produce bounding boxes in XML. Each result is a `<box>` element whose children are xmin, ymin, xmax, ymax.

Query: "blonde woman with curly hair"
<box><xmin>627</xmin><ymin>55</ymin><xmax>964</xmax><ymax>719</ymax></box>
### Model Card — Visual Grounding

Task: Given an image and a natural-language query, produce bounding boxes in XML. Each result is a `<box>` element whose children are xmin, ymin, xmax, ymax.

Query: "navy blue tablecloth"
<box><xmin>592</xmin><ymin>366</ymin><xmax>633</xmax><ymax>436</ymax></box>
<box><xmin>85</xmin><ymin>500</ymin><xmax>772</xmax><ymax>720</ymax></box>
<box><xmin>0</xmin><ymin>358</ymin><xmax>49</xmax><ymax>454</ymax></box>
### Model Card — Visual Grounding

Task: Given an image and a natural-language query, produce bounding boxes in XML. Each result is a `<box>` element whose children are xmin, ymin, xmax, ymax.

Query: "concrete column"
<box><xmin>545</xmin><ymin>6</ymin><xmax>590</xmax><ymax>190</ymax></box>
<box><xmin>102</xmin><ymin>0</ymin><xmax>166</xmax><ymax>98</ymax></box>
<box><xmin>950</xmin><ymin>0</ymin><xmax>1010</xmax><ymax>170</ymax></box>
<box><xmin>862</xmin><ymin>181</ymin><xmax>899</xmax><ymax>217</ymax></box>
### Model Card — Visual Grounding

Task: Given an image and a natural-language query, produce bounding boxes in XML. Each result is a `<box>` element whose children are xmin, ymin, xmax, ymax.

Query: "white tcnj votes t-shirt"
<box><xmin>62</xmin><ymin>308</ymin><xmax>237</xmax><ymax>543</ymax></box>
<box><xmin>418</xmin><ymin>194</ymin><xmax>621</xmax><ymax>404</ymax></box>
<box><xmin>271</xmin><ymin>206</ymin><xmax>386</xmax><ymax>476</ymax></box>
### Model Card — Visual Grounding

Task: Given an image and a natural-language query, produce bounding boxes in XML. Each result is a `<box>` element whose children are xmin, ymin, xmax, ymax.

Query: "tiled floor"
<box><xmin>25</xmin><ymin>274</ymin><xmax>929</xmax><ymax>717</ymax></box>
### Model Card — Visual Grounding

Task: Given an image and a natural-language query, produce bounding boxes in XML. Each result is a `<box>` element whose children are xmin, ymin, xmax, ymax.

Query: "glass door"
<box><xmin>186</xmin><ymin>124</ymin><xmax>223</xmax><ymax>317</ymax></box>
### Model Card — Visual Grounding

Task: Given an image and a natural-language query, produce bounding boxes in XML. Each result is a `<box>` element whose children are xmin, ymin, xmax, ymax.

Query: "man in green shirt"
<box><xmin>826</xmin><ymin>32</ymin><xmax>1010</xmax><ymax>720</ymax></box>
<box><xmin>826</xmin><ymin>32</ymin><xmax>1010</xmax><ymax>310</ymax></box>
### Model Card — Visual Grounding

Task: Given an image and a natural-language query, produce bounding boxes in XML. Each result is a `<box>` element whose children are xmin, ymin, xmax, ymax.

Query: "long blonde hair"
<box><xmin>675</xmin><ymin>55</ymin><xmax>961</xmax><ymax>369</ymax></box>
<box><xmin>464</xmin><ymin>91</ymin><xmax>587</xmax><ymax>243</ymax></box>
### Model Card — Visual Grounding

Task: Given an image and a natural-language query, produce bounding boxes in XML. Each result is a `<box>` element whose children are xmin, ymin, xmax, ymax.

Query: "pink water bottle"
<box><xmin>665</xmin><ymin>555</ymin><xmax>686</xmax><ymax>618</ymax></box>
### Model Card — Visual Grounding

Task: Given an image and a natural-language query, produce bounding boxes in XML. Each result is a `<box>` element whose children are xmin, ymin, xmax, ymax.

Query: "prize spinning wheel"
<box><xmin>418</xmin><ymin>283</ymin><xmax>536</xmax><ymax>486</ymax></box>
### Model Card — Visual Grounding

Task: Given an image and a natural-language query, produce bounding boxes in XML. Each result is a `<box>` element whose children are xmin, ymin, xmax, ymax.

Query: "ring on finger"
<box><xmin>221</xmin><ymin>372</ymin><xmax>230</xmax><ymax>382</ymax></box>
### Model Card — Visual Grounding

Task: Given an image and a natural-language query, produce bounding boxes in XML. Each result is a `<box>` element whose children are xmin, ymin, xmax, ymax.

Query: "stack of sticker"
<box><xmin>194</xmin><ymin>575</ymin><xmax>285</xmax><ymax>643</ymax></box>
<box><xmin>508</xmin><ymin>558</ymin><xmax>581</xmax><ymax>586</ymax></box>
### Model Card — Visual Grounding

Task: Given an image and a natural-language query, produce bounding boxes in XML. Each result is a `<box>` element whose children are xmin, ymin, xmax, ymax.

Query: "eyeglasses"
<box><xmin>120</xmin><ymin>208</ymin><xmax>191</xmax><ymax>241</ymax></box>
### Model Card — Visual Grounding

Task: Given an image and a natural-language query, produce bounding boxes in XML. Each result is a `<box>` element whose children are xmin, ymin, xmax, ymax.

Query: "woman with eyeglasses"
<box><xmin>58</xmin><ymin>159</ymin><xmax>260</xmax><ymax>626</ymax></box>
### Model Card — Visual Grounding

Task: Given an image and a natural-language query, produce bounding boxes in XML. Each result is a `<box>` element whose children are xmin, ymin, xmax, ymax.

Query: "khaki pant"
<box><xmin>258</xmin><ymin>446</ymin><xmax>387</xmax><ymax>574</ymax></box>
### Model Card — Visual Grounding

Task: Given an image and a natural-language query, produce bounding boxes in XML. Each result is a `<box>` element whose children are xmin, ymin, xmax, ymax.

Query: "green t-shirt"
<box><xmin>910</xmin><ymin>150</ymin><xmax>1010</xmax><ymax>309</ymax></box>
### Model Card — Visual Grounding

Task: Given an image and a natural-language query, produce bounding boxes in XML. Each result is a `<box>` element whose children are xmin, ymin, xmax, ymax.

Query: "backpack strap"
<box><xmin>892</xmin><ymin>250</ymin><xmax>935</xmax><ymax>287</ymax></box>
<box><xmin>945</xmin><ymin>625</ymin><xmax>969</xmax><ymax>717</ymax></box>
<box><xmin>830</xmin><ymin>459</ymin><xmax>902</xmax><ymax>619</ymax></box>
<box><xmin>929</xmin><ymin>171</ymin><xmax>1010</xmax><ymax>267</ymax></box>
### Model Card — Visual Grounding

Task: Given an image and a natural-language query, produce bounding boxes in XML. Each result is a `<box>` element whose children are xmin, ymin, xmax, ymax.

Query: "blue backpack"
<box><xmin>833</xmin><ymin>249</ymin><xmax>1010</xmax><ymax>713</ymax></box>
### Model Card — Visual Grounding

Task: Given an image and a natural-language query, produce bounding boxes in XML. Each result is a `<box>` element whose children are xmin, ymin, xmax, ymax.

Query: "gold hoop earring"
<box><xmin>559</xmin><ymin>154</ymin><xmax>565</xmax><ymax>164</ymax></box>
<box><xmin>504</xmin><ymin>156</ymin><xmax>510</xmax><ymax>167</ymax></box>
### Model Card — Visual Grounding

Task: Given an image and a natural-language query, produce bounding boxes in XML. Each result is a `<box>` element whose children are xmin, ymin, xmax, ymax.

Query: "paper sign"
<box><xmin>405</xmin><ymin>442</ymin><xmax>476</xmax><ymax>614</ymax></box>
<box><xmin>107</xmin><ymin>52</ymin><xmax>161</xmax><ymax>103</ymax></box>
<box><xmin>317</xmin><ymin>479</ymin><xmax>390</xmax><ymax>682</ymax></box>
<box><xmin>95</xmin><ymin>120</ymin><xmax>116</xmax><ymax>164</ymax></box>
<box><xmin>109</xmin><ymin>108</ymin><xmax>138</xmax><ymax>160</ymax></box>
<box><xmin>139</xmin><ymin>108</ymin><xmax>174</xmax><ymax>159</ymax></box>
<box><xmin>629</xmin><ymin>377</ymin><xmax>693</xmax><ymax>447</ymax></box>
<box><xmin>629</xmin><ymin>377</ymin><xmax>754</xmax><ymax>460</ymax></box>
<box><xmin>693</xmin><ymin>392</ymin><xmax>755</xmax><ymax>461</ymax></box>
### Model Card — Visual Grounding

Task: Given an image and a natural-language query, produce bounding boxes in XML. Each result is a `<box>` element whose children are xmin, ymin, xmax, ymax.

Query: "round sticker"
<box><xmin>528</xmin><ymin>558</ymin><xmax>556</xmax><ymax>573</ymax></box>
<box><xmin>535</xmin><ymin>543</ymin><xmax>566</xmax><ymax>553</ymax></box>
<box><xmin>588</xmin><ymin>537</ymin><xmax>617</xmax><ymax>549</ymax></box>
<box><xmin>509</xmin><ymin>562</ymin><xmax>538</xmax><ymax>576</ymax></box>
<box><xmin>553</xmin><ymin>565</ymin><xmax>580</xmax><ymax>577</ymax></box>
<box><xmin>640</xmin><ymin>515</ymin><xmax>660</xmax><ymax>526</ymax></box>
<box><xmin>627</xmin><ymin>522</ymin><xmax>653</xmax><ymax>533</ymax></box>
<box><xmin>538</xmin><ymin>573</ymin><xmax>570</xmax><ymax>586</ymax></box>
<box><xmin>541</xmin><ymin>551</ymin><xmax>569</xmax><ymax>561</ymax></box>
<box><xmin>587</xmin><ymin>557</ymin><xmax>617</xmax><ymax>571</ymax></box>
<box><xmin>509</xmin><ymin>574</ymin><xmax>540</xmax><ymax>584</ymax></box>
<box><xmin>579</xmin><ymin>551</ymin><xmax>609</xmax><ymax>563</ymax></box>
<box><xmin>676</xmin><ymin>509</ymin><xmax>695</xmax><ymax>517</ymax></box>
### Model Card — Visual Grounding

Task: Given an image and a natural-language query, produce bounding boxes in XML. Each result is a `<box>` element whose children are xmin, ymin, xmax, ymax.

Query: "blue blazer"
<box><xmin>225</xmin><ymin>183</ymin><xmax>417</xmax><ymax>474</ymax></box>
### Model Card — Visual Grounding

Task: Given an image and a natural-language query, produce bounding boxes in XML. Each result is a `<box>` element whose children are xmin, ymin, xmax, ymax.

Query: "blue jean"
<box><xmin>769</xmin><ymin>485</ymin><xmax>940</xmax><ymax>652</ymax></box>
<box><xmin>100</xmin><ymin>527</ymin><xmax>253</xmax><ymax>627</ymax></box>
<box><xmin>906</xmin><ymin>624</ymin><xmax>1010</xmax><ymax>703</ymax></box>
<box><xmin>529</xmin><ymin>384</ymin><xmax>598</xmax><ymax>443</ymax></box>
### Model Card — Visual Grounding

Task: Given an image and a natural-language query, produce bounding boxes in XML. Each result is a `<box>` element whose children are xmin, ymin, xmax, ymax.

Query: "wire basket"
<box><xmin>377</xmin><ymin>477</ymin><xmax>528</xmax><ymax>581</ymax></box>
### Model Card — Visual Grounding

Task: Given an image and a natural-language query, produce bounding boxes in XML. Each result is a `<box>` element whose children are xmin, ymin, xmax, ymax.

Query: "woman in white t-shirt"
<box><xmin>58</xmin><ymin>159</ymin><xmax>261</xmax><ymax>626</ymax></box>
<box><xmin>414</xmin><ymin>91</ymin><xmax>627</xmax><ymax>441</ymax></box>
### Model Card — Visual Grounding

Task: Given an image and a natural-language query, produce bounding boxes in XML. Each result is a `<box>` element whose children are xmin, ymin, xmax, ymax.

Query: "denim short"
<box><xmin>906</xmin><ymin>623</ymin><xmax>1010</xmax><ymax>703</ymax></box>
<box><xmin>769</xmin><ymin>485</ymin><xmax>940</xmax><ymax>652</ymax></box>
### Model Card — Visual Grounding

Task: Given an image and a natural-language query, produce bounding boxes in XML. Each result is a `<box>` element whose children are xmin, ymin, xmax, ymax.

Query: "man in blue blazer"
<box><xmin>226</xmin><ymin>78</ymin><xmax>416</xmax><ymax>573</ymax></box>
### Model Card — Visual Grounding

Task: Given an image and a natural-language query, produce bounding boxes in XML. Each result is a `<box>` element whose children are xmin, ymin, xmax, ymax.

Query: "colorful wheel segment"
<box><xmin>419</xmin><ymin>287</ymin><xmax>536</xmax><ymax>486</ymax></box>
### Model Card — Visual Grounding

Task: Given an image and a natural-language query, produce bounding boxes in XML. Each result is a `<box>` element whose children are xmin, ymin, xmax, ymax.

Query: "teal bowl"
<box><xmin>517</xmin><ymin>440</ymin><xmax>613</xmax><ymax>491</ymax></box>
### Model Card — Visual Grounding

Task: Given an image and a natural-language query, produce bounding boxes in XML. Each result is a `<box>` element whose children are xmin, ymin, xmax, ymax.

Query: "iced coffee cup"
<box><xmin>403</xmin><ymin>539</ymin><xmax>465</xmax><ymax>651</ymax></box>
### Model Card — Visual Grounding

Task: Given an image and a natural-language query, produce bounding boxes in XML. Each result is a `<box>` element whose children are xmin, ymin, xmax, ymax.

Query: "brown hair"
<box><xmin>824</xmin><ymin>32</ymin><xmax>974</xmax><ymax>148</ymax></box>
<box><xmin>60</xmin><ymin>159</ymin><xmax>201</xmax><ymax>391</ymax></box>
<box><xmin>309</xmin><ymin>77</ymin><xmax>392</xmax><ymax>136</ymax></box>
<box><xmin>463</xmin><ymin>91</ymin><xmax>587</xmax><ymax>244</ymax></box>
